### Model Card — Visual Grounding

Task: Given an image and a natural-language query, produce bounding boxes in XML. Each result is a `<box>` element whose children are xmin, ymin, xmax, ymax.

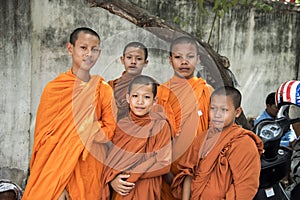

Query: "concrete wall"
<box><xmin>218</xmin><ymin>8</ymin><xmax>299</xmax><ymax>118</ymax></box>
<box><xmin>131</xmin><ymin>0</ymin><xmax>300</xmax><ymax>117</ymax></box>
<box><xmin>0</xmin><ymin>0</ymin><xmax>299</xmax><ymax>188</ymax></box>
<box><xmin>0</xmin><ymin>0</ymin><xmax>31</xmax><ymax>188</ymax></box>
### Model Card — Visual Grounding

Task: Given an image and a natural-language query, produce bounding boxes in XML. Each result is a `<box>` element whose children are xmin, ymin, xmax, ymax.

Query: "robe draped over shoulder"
<box><xmin>172</xmin><ymin>124</ymin><xmax>263</xmax><ymax>200</ymax></box>
<box><xmin>157</xmin><ymin>76</ymin><xmax>212</xmax><ymax>200</ymax></box>
<box><xmin>108</xmin><ymin>71</ymin><xmax>136</xmax><ymax>121</ymax></box>
<box><xmin>101</xmin><ymin>111</ymin><xmax>172</xmax><ymax>200</ymax></box>
<box><xmin>23</xmin><ymin>69</ymin><xmax>116</xmax><ymax>200</ymax></box>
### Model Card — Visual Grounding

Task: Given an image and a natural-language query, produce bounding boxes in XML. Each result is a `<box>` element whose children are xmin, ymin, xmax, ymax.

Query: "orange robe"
<box><xmin>101</xmin><ymin>111</ymin><xmax>172</xmax><ymax>200</ymax></box>
<box><xmin>172</xmin><ymin>124</ymin><xmax>264</xmax><ymax>200</ymax></box>
<box><xmin>23</xmin><ymin>69</ymin><xmax>116</xmax><ymax>200</ymax></box>
<box><xmin>108</xmin><ymin>71</ymin><xmax>136</xmax><ymax>121</ymax></box>
<box><xmin>156</xmin><ymin>76</ymin><xmax>212</xmax><ymax>200</ymax></box>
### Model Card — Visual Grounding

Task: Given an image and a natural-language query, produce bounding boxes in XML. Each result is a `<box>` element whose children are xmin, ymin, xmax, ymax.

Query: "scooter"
<box><xmin>253</xmin><ymin>104</ymin><xmax>300</xmax><ymax>200</ymax></box>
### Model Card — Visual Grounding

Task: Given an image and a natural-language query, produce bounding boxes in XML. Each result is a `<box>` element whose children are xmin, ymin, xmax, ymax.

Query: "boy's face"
<box><xmin>210</xmin><ymin>94</ymin><xmax>242</xmax><ymax>131</ymax></box>
<box><xmin>66</xmin><ymin>32</ymin><xmax>101</xmax><ymax>72</ymax></box>
<box><xmin>121</xmin><ymin>47</ymin><xmax>148</xmax><ymax>76</ymax></box>
<box><xmin>169</xmin><ymin>43</ymin><xmax>200</xmax><ymax>79</ymax></box>
<box><xmin>126</xmin><ymin>84</ymin><xmax>156</xmax><ymax>117</ymax></box>
<box><xmin>266</xmin><ymin>103</ymin><xmax>278</xmax><ymax>118</ymax></box>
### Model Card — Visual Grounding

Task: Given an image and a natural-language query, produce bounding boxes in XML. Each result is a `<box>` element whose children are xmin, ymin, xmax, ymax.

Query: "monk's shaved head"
<box><xmin>69</xmin><ymin>27</ymin><xmax>100</xmax><ymax>45</ymax></box>
<box><xmin>211</xmin><ymin>86</ymin><xmax>241</xmax><ymax>109</ymax></box>
<box><xmin>128</xmin><ymin>75</ymin><xmax>159</xmax><ymax>97</ymax></box>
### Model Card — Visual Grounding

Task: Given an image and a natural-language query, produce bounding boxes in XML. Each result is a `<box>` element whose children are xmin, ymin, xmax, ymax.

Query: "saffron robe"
<box><xmin>23</xmin><ymin>69</ymin><xmax>116</xmax><ymax>200</ymax></box>
<box><xmin>108</xmin><ymin>71</ymin><xmax>136</xmax><ymax>121</ymax></box>
<box><xmin>101</xmin><ymin>111</ymin><xmax>172</xmax><ymax>200</ymax></box>
<box><xmin>156</xmin><ymin>76</ymin><xmax>212</xmax><ymax>199</ymax></box>
<box><xmin>172</xmin><ymin>124</ymin><xmax>264</xmax><ymax>200</ymax></box>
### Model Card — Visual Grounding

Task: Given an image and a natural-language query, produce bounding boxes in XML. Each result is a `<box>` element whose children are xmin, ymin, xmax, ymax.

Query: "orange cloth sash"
<box><xmin>108</xmin><ymin>71</ymin><xmax>136</xmax><ymax>121</ymax></box>
<box><xmin>157</xmin><ymin>76</ymin><xmax>212</xmax><ymax>200</ymax></box>
<box><xmin>172</xmin><ymin>124</ymin><xmax>263</xmax><ymax>199</ymax></box>
<box><xmin>101</xmin><ymin>111</ymin><xmax>172</xmax><ymax>200</ymax></box>
<box><xmin>23</xmin><ymin>69</ymin><xmax>115</xmax><ymax>200</ymax></box>
<box><xmin>157</xmin><ymin>76</ymin><xmax>211</xmax><ymax>163</ymax></box>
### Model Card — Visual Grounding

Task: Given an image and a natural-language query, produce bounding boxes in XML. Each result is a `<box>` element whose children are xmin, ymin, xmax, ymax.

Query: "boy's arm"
<box><xmin>171</xmin><ymin>134</ymin><xmax>203</xmax><ymax>199</ymax></box>
<box><xmin>103</xmin><ymin>167</ymin><xmax>135</xmax><ymax>196</ymax></box>
<box><xmin>127</xmin><ymin>122</ymin><xmax>172</xmax><ymax>181</ymax></box>
<box><xmin>58</xmin><ymin>189</ymin><xmax>70</xmax><ymax>200</ymax></box>
<box><xmin>227</xmin><ymin>135</ymin><xmax>261</xmax><ymax>199</ymax></box>
<box><xmin>95</xmin><ymin>82</ymin><xmax>116</xmax><ymax>142</ymax></box>
<box><xmin>110</xmin><ymin>174</ymin><xmax>135</xmax><ymax>196</ymax></box>
<box><xmin>126</xmin><ymin>156</ymin><xmax>158</xmax><ymax>182</ymax></box>
<box><xmin>182</xmin><ymin>175</ymin><xmax>192</xmax><ymax>200</ymax></box>
<box><xmin>156</xmin><ymin>85</ymin><xmax>181</xmax><ymax>137</ymax></box>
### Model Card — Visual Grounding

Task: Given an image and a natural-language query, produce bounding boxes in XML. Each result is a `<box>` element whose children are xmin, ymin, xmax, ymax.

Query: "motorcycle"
<box><xmin>253</xmin><ymin>104</ymin><xmax>300</xmax><ymax>200</ymax></box>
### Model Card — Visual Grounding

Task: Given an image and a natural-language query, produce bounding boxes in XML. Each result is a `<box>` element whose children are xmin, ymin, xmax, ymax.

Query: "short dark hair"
<box><xmin>128</xmin><ymin>75</ymin><xmax>159</xmax><ymax>97</ymax></box>
<box><xmin>169</xmin><ymin>36</ymin><xmax>200</xmax><ymax>56</ymax></box>
<box><xmin>69</xmin><ymin>27</ymin><xmax>100</xmax><ymax>45</ymax></box>
<box><xmin>123</xmin><ymin>42</ymin><xmax>148</xmax><ymax>60</ymax></box>
<box><xmin>211</xmin><ymin>86</ymin><xmax>242</xmax><ymax>109</ymax></box>
<box><xmin>266</xmin><ymin>92</ymin><xmax>276</xmax><ymax>105</ymax></box>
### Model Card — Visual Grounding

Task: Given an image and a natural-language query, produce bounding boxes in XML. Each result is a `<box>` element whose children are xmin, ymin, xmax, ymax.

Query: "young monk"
<box><xmin>156</xmin><ymin>36</ymin><xmax>213</xmax><ymax>199</ymax></box>
<box><xmin>23</xmin><ymin>27</ymin><xmax>116</xmax><ymax>200</ymax></box>
<box><xmin>108</xmin><ymin>42</ymin><xmax>149</xmax><ymax>121</ymax></box>
<box><xmin>101</xmin><ymin>75</ymin><xmax>172</xmax><ymax>200</ymax></box>
<box><xmin>171</xmin><ymin>86</ymin><xmax>263</xmax><ymax>199</ymax></box>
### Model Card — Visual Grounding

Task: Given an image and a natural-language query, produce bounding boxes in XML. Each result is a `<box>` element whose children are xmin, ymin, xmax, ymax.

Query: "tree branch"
<box><xmin>85</xmin><ymin>0</ymin><xmax>251</xmax><ymax>129</ymax></box>
<box><xmin>86</xmin><ymin>0</ymin><xmax>232</xmax><ymax>86</ymax></box>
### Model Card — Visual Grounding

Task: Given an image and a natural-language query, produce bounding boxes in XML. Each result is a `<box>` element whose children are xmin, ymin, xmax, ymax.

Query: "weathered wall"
<box><xmin>218</xmin><ymin>8</ymin><xmax>299</xmax><ymax>118</ymax></box>
<box><xmin>0</xmin><ymin>0</ymin><xmax>299</xmax><ymax>188</ymax></box>
<box><xmin>0</xmin><ymin>0</ymin><xmax>31</xmax><ymax>188</ymax></box>
<box><xmin>131</xmin><ymin>0</ymin><xmax>300</xmax><ymax>117</ymax></box>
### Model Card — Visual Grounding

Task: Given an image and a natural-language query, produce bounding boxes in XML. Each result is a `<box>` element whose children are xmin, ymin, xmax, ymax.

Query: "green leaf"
<box><xmin>173</xmin><ymin>16</ymin><xmax>179</xmax><ymax>24</ymax></box>
<box><xmin>217</xmin><ymin>9</ymin><xmax>225</xmax><ymax>18</ymax></box>
<box><xmin>213</xmin><ymin>0</ymin><xmax>222</xmax><ymax>10</ymax></box>
<box><xmin>232</xmin><ymin>0</ymin><xmax>239</xmax><ymax>6</ymax></box>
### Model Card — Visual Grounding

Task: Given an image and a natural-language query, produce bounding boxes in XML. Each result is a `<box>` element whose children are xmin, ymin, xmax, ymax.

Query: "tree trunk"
<box><xmin>86</xmin><ymin>0</ymin><xmax>251</xmax><ymax>129</ymax></box>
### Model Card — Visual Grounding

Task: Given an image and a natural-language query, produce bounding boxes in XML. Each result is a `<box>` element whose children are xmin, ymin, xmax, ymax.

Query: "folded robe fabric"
<box><xmin>157</xmin><ymin>76</ymin><xmax>211</xmax><ymax>162</ymax></box>
<box><xmin>172</xmin><ymin>124</ymin><xmax>264</xmax><ymax>200</ymax></box>
<box><xmin>157</xmin><ymin>76</ymin><xmax>212</xmax><ymax>200</ymax></box>
<box><xmin>108</xmin><ymin>71</ymin><xmax>136</xmax><ymax>121</ymax></box>
<box><xmin>23</xmin><ymin>69</ymin><xmax>116</xmax><ymax>200</ymax></box>
<box><xmin>101</xmin><ymin>111</ymin><xmax>172</xmax><ymax>200</ymax></box>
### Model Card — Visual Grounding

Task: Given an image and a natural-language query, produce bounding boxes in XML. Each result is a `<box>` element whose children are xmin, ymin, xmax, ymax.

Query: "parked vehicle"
<box><xmin>253</xmin><ymin>103</ymin><xmax>300</xmax><ymax>199</ymax></box>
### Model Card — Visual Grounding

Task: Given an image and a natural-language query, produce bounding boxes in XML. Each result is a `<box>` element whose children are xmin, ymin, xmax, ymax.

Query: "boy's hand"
<box><xmin>110</xmin><ymin>174</ymin><xmax>135</xmax><ymax>196</ymax></box>
<box><xmin>58</xmin><ymin>189</ymin><xmax>70</xmax><ymax>200</ymax></box>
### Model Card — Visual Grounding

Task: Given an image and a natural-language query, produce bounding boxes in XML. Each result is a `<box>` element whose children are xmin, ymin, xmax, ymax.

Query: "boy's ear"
<box><xmin>235</xmin><ymin>107</ymin><xmax>242</xmax><ymax>118</ymax></box>
<box><xmin>144</xmin><ymin>59</ymin><xmax>149</xmax><ymax>66</ymax></box>
<box><xmin>66</xmin><ymin>42</ymin><xmax>73</xmax><ymax>55</ymax></box>
<box><xmin>126</xmin><ymin>93</ymin><xmax>130</xmax><ymax>104</ymax></box>
<box><xmin>169</xmin><ymin>56</ymin><xmax>173</xmax><ymax>66</ymax></box>
<box><xmin>153</xmin><ymin>96</ymin><xmax>157</xmax><ymax>105</ymax></box>
<box><xmin>120</xmin><ymin>56</ymin><xmax>125</xmax><ymax>65</ymax></box>
<box><xmin>197</xmin><ymin>55</ymin><xmax>201</xmax><ymax>64</ymax></box>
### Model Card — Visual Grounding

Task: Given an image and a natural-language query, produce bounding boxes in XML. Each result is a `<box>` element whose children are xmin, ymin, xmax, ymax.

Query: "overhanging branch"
<box><xmin>85</xmin><ymin>0</ymin><xmax>233</xmax><ymax>88</ymax></box>
<box><xmin>85</xmin><ymin>0</ymin><xmax>252</xmax><ymax>129</ymax></box>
